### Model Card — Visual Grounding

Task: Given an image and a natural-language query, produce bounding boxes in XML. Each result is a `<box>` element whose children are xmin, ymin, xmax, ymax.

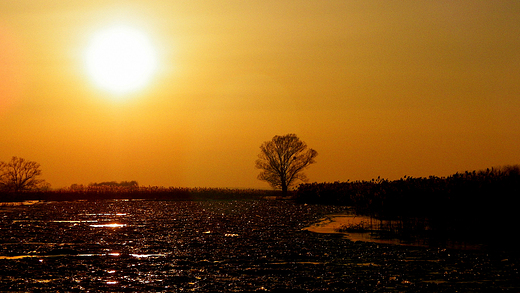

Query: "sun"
<box><xmin>84</xmin><ymin>25</ymin><xmax>158</xmax><ymax>96</ymax></box>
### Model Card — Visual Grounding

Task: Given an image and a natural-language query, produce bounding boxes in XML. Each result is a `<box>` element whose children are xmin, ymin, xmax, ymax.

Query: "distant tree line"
<box><xmin>88</xmin><ymin>180</ymin><xmax>138</xmax><ymax>188</ymax></box>
<box><xmin>2</xmin><ymin>185</ymin><xmax>279</xmax><ymax>202</ymax></box>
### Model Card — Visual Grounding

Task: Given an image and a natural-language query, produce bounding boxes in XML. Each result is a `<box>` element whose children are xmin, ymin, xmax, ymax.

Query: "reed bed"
<box><xmin>296</xmin><ymin>165</ymin><xmax>520</xmax><ymax>248</ymax></box>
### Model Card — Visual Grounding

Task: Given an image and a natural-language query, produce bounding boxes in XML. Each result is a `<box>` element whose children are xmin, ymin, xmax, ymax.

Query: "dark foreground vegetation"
<box><xmin>296</xmin><ymin>165</ymin><xmax>520</xmax><ymax>249</ymax></box>
<box><xmin>2</xmin><ymin>200</ymin><xmax>519</xmax><ymax>292</ymax></box>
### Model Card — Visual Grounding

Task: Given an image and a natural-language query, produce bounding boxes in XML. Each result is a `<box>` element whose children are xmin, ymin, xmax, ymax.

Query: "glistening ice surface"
<box><xmin>1</xmin><ymin>200</ymin><xmax>519</xmax><ymax>292</ymax></box>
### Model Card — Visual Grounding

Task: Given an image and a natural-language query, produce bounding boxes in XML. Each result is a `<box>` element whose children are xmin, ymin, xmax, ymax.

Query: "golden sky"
<box><xmin>1</xmin><ymin>1</ymin><xmax>520</xmax><ymax>189</ymax></box>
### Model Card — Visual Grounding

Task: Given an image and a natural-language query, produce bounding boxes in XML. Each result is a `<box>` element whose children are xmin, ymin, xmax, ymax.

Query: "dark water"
<box><xmin>1</xmin><ymin>200</ymin><xmax>519</xmax><ymax>292</ymax></box>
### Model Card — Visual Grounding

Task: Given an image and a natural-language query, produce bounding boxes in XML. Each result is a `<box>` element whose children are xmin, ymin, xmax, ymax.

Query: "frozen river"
<box><xmin>1</xmin><ymin>200</ymin><xmax>519</xmax><ymax>291</ymax></box>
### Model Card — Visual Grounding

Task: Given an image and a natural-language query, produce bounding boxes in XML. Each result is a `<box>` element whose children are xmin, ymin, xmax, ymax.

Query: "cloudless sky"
<box><xmin>1</xmin><ymin>1</ymin><xmax>519</xmax><ymax>189</ymax></box>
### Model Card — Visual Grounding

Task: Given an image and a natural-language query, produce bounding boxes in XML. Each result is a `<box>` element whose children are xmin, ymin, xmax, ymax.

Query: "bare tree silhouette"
<box><xmin>255</xmin><ymin>134</ymin><xmax>317</xmax><ymax>195</ymax></box>
<box><xmin>0</xmin><ymin>156</ymin><xmax>44</xmax><ymax>193</ymax></box>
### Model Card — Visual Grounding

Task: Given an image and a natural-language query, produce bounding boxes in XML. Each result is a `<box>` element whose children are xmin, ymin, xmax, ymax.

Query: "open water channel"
<box><xmin>1</xmin><ymin>200</ymin><xmax>519</xmax><ymax>291</ymax></box>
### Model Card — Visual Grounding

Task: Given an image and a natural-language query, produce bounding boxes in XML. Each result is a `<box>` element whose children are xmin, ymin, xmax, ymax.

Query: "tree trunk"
<box><xmin>281</xmin><ymin>182</ymin><xmax>288</xmax><ymax>196</ymax></box>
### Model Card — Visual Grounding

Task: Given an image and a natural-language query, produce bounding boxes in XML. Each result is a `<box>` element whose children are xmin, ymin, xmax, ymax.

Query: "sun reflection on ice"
<box><xmin>90</xmin><ymin>223</ymin><xmax>126</xmax><ymax>228</ymax></box>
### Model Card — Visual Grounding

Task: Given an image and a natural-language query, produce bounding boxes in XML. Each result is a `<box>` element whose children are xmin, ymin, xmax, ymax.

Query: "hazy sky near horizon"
<box><xmin>1</xmin><ymin>1</ymin><xmax>519</xmax><ymax>189</ymax></box>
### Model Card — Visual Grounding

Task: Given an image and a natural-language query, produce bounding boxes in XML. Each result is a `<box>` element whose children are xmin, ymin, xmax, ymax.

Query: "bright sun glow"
<box><xmin>85</xmin><ymin>25</ymin><xmax>158</xmax><ymax>96</ymax></box>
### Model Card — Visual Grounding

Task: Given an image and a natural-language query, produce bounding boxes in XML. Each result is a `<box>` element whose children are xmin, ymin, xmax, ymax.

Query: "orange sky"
<box><xmin>1</xmin><ymin>1</ymin><xmax>520</xmax><ymax>189</ymax></box>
